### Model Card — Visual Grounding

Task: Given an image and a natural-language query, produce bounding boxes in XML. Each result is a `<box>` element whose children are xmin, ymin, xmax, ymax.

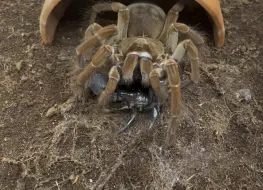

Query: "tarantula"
<box><xmin>75</xmin><ymin>1</ymin><xmax>204</xmax><ymax>131</ymax></box>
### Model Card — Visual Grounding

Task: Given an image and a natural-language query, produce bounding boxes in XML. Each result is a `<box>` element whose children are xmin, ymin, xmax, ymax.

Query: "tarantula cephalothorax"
<box><xmin>75</xmin><ymin>1</ymin><xmax>204</xmax><ymax>130</ymax></box>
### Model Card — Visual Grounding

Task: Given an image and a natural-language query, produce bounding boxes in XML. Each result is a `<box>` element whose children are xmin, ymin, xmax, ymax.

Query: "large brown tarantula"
<box><xmin>75</xmin><ymin>1</ymin><xmax>204</xmax><ymax>131</ymax></box>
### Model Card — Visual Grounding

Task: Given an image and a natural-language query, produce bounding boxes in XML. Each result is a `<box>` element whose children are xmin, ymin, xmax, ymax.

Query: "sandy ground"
<box><xmin>1</xmin><ymin>0</ymin><xmax>263</xmax><ymax>189</ymax></box>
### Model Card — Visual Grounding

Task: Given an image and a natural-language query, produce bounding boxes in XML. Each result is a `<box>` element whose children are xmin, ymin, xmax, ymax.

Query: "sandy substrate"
<box><xmin>0</xmin><ymin>0</ymin><xmax>263</xmax><ymax>189</ymax></box>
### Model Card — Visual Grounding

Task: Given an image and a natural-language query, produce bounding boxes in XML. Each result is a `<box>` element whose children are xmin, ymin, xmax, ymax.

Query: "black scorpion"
<box><xmin>88</xmin><ymin>73</ymin><xmax>161</xmax><ymax>133</ymax></box>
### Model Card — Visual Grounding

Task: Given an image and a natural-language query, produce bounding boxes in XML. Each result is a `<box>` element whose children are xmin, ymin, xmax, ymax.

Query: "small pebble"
<box><xmin>57</xmin><ymin>51</ymin><xmax>69</xmax><ymax>61</ymax></box>
<box><xmin>222</xmin><ymin>8</ymin><xmax>230</xmax><ymax>15</ymax></box>
<box><xmin>240</xmin><ymin>46</ymin><xmax>247</xmax><ymax>53</ymax></box>
<box><xmin>242</xmin><ymin>0</ymin><xmax>248</xmax><ymax>4</ymax></box>
<box><xmin>235</xmin><ymin>89</ymin><xmax>252</xmax><ymax>103</ymax></box>
<box><xmin>27</xmin><ymin>101</ymin><xmax>34</xmax><ymax>107</ymax></box>
<box><xmin>46</xmin><ymin>106</ymin><xmax>59</xmax><ymax>117</ymax></box>
<box><xmin>21</xmin><ymin>32</ymin><xmax>31</xmax><ymax>37</ymax></box>
<box><xmin>46</xmin><ymin>64</ymin><xmax>52</xmax><ymax>71</ymax></box>
<box><xmin>59</xmin><ymin>98</ymin><xmax>75</xmax><ymax>113</ymax></box>
<box><xmin>16</xmin><ymin>61</ymin><xmax>23</xmax><ymax>71</ymax></box>
<box><xmin>28</xmin><ymin>52</ymin><xmax>33</xmax><ymax>58</ymax></box>
<box><xmin>69</xmin><ymin>174</ymin><xmax>75</xmax><ymax>180</ymax></box>
<box><xmin>239</xmin><ymin>58</ymin><xmax>246</xmax><ymax>64</ymax></box>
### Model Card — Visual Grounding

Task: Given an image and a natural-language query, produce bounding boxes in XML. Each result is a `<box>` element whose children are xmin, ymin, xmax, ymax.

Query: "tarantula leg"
<box><xmin>165</xmin><ymin>59</ymin><xmax>181</xmax><ymax>116</ymax></box>
<box><xmin>172</xmin><ymin>40</ymin><xmax>200</xmax><ymax>83</ymax></box>
<box><xmin>117</xmin><ymin>8</ymin><xmax>130</xmax><ymax>40</ymax></box>
<box><xmin>76</xmin><ymin>24</ymin><xmax>118</xmax><ymax>56</ymax></box>
<box><xmin>172</xmin><ymin>23</ymin><xmax>204</xmax><ymax>46</ymax></box>
<box><xmin>140</xmin><ymin>58</ymin><xmax>153</xmax><ymax>86</ymax></box>
<box><xmin>77</xmin><ymin>45</ymin><xmax>114</xmax><ymax>86</ymax></box>
<box><xmin>166</xmin><ymin>23</ymin><xmax>204</xmax><ymax>53</ymax></box>
<box><xmin>122</xmin><ymin>54</ymin><xmax>139</xmax><ymax>83</ymax></box>
<box><xmin>150</xmin><ymin>68</ymin><xmax>168</xmax><ymax>103</ymax></box>
<box><xmin>98</xmin><ymin>66</ymin><xmax>120</xmax><ymax>106</ymax></box>
<box><xmin>84</xmin><ymin>23</ymin><xmax>102</xmax><ymax>41</ymax></box>
<box><xmin>167</xmin><ymin>25</ymin><xmax>179</xmax><ymax>53</ymax></box>
<box><xmin>89</xmin><ymin>2</ymin><xmax>129</xmax><ymax>40</ymax></box>
<box><xmin>158</xmin><ymin>1</ymin><xmax>184</xmax><ymax>42</ymax></box>
<box><xmin>89</xmin><ymin>2</ymin><xmax>127</xmax><ymax>25</ymax></box>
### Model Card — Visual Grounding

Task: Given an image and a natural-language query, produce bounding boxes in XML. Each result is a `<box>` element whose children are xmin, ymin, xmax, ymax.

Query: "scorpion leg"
<box><xmin>147</xmin><ymin>88</ymin><xmax>161</xmax><ymax>129</ymax></box>
<box><xmin>148</xmin><ymin>103</ymin><xmax>159</xmax><ymax>129</ymax></box>
<box><xmin>117</xmin><ymin>111</ymin><xmax>137</xmax><ymax>133</ymax></box>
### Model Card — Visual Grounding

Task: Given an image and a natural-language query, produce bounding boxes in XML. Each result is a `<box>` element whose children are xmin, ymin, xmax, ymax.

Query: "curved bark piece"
<box><xmin>40</xmin><ymin>0</ymin><xmax>72</xmax><ymax>44</ymax></box>
<box><xmin>195</xmin><ymin>0</ymin><xmax>225</xmax><ymax>47</ymax></box>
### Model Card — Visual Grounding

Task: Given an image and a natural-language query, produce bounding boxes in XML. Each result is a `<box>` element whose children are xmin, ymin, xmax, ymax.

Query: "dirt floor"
<box><xmin>1</xmin><ymin>0</ymin><xmax>263</xmax><ymax>189</ymax></box>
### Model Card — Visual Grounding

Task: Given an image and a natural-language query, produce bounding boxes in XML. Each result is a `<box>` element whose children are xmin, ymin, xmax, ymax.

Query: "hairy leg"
<box><xmin>172</xmin><ymin>40</ymin><xmax>200</xmax><ymax>83</ymax></box>
<box><xmin>77</xmin><ymin>45</ymin><xmax>114</xmax><ymax>86</ymax></box>
<box><xmin>164</xmin><ymin>59</ymin><xmax>181</xmax><ymax>116</ymax></box>
<box><xmin>117</xmin><ymin>8</ymin><xmax>130</xmax><ymax>39</ymax></box>
<box><xmin>84</xmin><ymin>23</ymin><xmax>102</xmax><ymax>40</ymax></box>
<box><xmin>158</xmin><ymin>1</ymin><xmax>184</xmax><ymax>42</ymax></box>
<box><xmin>149</xmin><ymin>67</ymin><xmax>168</xmax><ymax>103</ymax></box>
<box><xmin>122</xmin><ymin>54</ymin><xmax>139</xmax><ymax>84</ymax></box>
<box><xmin>89</xmin><ymin>2</ymin><xmax>130</xmax><ymax>40</ymax></box>
<box><xmin>89</xmin><ymin>2</ymin><xmax>126</xmax><ymax>24</ymax></box>
<box><xmin>140</xmin><ymin>57</ymin><xmax>153</xmax><ymax>86</ymax></box>
<box><xmin>98</xmin><ymin>66</ymin><xmax>120</xmax><ymax>106</ymax></box>
<box><xmin>76</xmin><ymin>24</ymin><xmax>118</xmax><ymax>56</ymax></box>
<box><xmin>173</xmin><ymin>23</ymin><xmax>204</xmax><ymax>45</ymax></box>
<box><xmin>166</xmin><ymin>22</ymin><xmax>204</xmax><ymax>53</ymax></box>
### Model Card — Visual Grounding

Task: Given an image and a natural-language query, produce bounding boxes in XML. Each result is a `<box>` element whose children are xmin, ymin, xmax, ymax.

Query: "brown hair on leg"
<box><xmin>76</xmin><ymin>24</ymin><xmax>118</xmax><ymax>56</ymax></box>
<box><xmin>150</xmin><ymin>67</ymin><xmax>168</xmax><ymax>103</ymax></box>
<box><xmin>77</xmin><ymin>45</ymin><xmax>114</xmax><ymax>86</ymax></box>
<box><xmin>98</xmin><ymin>66</ymin><xmax>120</xmax><ymax>106</ymax></box>
<box><xmin>158</xmin><ymin>1</ymin><xmax>184</xmax><ymax>42</ymax></box>
<box><xmin>140</xmin><ymin>58</ymin><xmax>153</xmax><ymax>87</ymax></box>
<box><xmin>165</xmin><ymin>59</ymin><xmax>181</xmax><ymax>116</ymax></box>
<box><xmin>122</xmin><ymin>54</ymin><xmax>139</xmax><ymax>84</ymax></box>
